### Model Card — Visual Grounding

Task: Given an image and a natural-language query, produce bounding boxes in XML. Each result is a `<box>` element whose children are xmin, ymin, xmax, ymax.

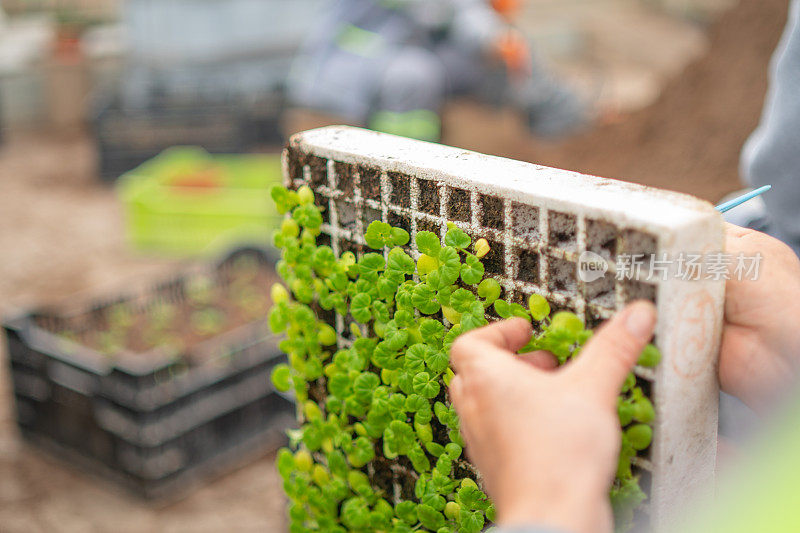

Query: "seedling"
<box><xmin>230</xmin><ymin>253</ymin><xmax>262</xmax><ymax>284</ymax></box>
<box><xmin>270</xmin><ymin>190</ymin><xmax>659</xmax><ymax>532</ymax></box>
<box><xmin>272</xmin><ymin>126</ymin><xmax>725</xmax><ymax>532</ymax></box>
<box><xmin>191</xmin><ymin>308</ymin><xmax>226</xmax><ymax>336</ymax></box>
<box><xmin>148</xmin><ymin>301</ymin><xmax>177</xmax><ymax>331</ymax></box>
<box><xmin>185</xmin><ymin>273</ymin><xmax>216</xmax><ymax>306</ymax></box>
<box><xmin>233</xmin><ymin>289</ymin><xmax>269</xmax><ymax>320</ymax></box>
<box><xmin>107</xmin><ymin>303</ymin><xmax>134</xmax><ymax>330</ymax></box>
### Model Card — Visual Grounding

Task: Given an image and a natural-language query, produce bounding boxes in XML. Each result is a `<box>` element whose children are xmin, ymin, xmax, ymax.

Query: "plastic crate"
<box><xmin>92</xmin><ymin>92</ymin><xmax>285</xmax><ymax>182</ymax></box>
<box><xmin>117</xmin><ymin>147</ymin><xmax>283</xmax><ymax>256</ymax></box>
<box><xmin>284</xmin><ymin>126</ymin><xmax>725</xmax><ymax>531</ymax></box>
<box><xmin>2</xmin><ymin>250</ymin><xmax>295</xmax><ymax>499</ymax></box>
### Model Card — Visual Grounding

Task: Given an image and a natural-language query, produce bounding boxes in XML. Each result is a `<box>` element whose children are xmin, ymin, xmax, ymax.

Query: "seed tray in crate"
<box><xmin>2</xmin><ymin>251</ymin><xmax>295</xmax><ymax>500</ymax></box>
<box><xmin>283</xmin><ymin>126</ymin><xmax>726</xmax><ymax>531</ymax></box>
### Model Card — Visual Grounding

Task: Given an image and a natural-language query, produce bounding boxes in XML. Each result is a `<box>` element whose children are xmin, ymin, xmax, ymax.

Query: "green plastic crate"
<box><xmin>118</xmin><ymin>147</ymin><xmax>282</xmax><ymax>256</ymax></box>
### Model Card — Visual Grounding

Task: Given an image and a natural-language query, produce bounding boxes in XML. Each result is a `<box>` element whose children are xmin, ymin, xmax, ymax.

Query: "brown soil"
<box><xmin>444</xmin><ymin>0</ymin><xmax>790</xmax><ymax>203</ymax></box>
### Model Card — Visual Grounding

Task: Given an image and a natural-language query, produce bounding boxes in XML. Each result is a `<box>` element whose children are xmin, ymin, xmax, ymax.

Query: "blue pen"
<box><xmin>715</xmin><ymin>185</ymin><xmax>772</xmax><ymax>213</ymax></box>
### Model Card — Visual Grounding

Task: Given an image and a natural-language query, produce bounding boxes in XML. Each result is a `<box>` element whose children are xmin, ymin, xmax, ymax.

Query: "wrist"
<box><xmin>498</xmin><ymin>486</ymin><xmax>608</xmax><ymax>533</ymax></box>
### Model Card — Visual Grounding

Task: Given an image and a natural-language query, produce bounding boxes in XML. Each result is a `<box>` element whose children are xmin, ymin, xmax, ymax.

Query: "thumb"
<box><xmin>568</xmin><ymin>301</ymin><xmax>656</xmax><ymax>402</ymax></box>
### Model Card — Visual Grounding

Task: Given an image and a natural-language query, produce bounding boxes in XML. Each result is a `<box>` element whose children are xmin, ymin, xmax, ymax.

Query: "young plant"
<box><xmin>185</xmin><ymin>273</ymin><xmax>216</xmax><ymax>307</ymax></box>
<box><xmin>232</xmin><ymin>285</ymin><xmax>269</xmax><ymax>320</ymax></box>
<box><xmin>107</xmin><ymin>303</ymin><xmax>134</xmax><ymax>331</ymax></box>
<box><xmin>268</xmin><ymin>186</ymin><xmax>659</xmax><ymax>533</ymax></box>
<box><xmin>148</xmin><ymin>301</ymin><xmax>177</xmax><ymax>331</ymax></box>
<box><xmin>190</xmin><ymin>308</ymin><xmax>226</xmax><ymax>336</ymax></box>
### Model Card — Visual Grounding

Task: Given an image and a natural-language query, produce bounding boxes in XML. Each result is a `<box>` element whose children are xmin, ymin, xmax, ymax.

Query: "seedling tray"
<box><xmin>3</xmin><ymin>251</ymin><xmax>294</xmax><ymax>500</ymax></box>
<box><xmin>282</xmin><ymin>126</ymin><xmax>725</xmax><ymax>531</ymax></box>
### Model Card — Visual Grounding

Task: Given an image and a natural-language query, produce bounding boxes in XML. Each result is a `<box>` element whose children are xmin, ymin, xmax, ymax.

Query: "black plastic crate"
<box><xmin>92</xmin><ymin>91</ymin><xmax>286</xmax><ymax>182</ymax></box>
<box><xmin>2</xmin><ymin>251</ymin><xmax>295</xmax><ymax>499</ymax></box>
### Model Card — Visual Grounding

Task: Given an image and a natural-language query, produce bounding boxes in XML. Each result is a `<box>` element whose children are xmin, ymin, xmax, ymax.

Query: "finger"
<box><xmin>516</xmin><ymin>350</ymin><xmax>558</xmax><ymax>370</ymax></box>
<box><xmin>449</xmin><ymin>375</ymin><xmax>464</xmax><ymax>406</ymax></box>
<box><xmin>450</xmin><ymin>318</ymin><xmax>532</xmax><ymax>372</ymax></box>
<box><xmin>568</xmin><ymin>301</ymin><xmax>656</xmax><ymax>401</ymax></box>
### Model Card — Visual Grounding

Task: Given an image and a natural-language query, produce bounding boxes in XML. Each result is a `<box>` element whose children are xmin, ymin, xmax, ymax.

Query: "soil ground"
<box><xmin>445</xmin><ymin>0</ymin><xmax>790</xmax><ymax>202</ymax></box>
<box><xmin>0</xmin><ymin>0</ymin><xmax>791</xmax><ymax>530</ymax></box>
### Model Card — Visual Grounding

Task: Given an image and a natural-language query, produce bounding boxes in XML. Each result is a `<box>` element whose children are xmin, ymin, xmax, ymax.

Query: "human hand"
<box><xmin>448</xmin><ymin>301</ymin><xmax>657</xmax><ymax>533</ymax></box>
<box><xmin>719</xmin><ymin>223</ymin><xmax>800</xmax><ymax>412</ymax></box>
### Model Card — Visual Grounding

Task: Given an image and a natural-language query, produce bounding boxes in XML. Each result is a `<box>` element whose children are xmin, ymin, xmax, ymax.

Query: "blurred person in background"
<box><xmin>287</xmin><ymin>0</ymin><xmax>588</xmax><ymax>142</ymax></box>
<box><xmin>725</xmin><ymin>0</ymin><xmax>800</xmax><ymax>258</ymax></box>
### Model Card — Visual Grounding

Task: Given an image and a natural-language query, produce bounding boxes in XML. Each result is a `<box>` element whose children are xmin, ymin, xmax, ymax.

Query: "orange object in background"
<box><xmin>491</xmin><ymin>0</ymin><xmax>522</xmax><ymax>18</ymax></box>
<box><xmin>494</xmin><ymin>29</ymin><xmax>531</xmax><ymax>77</ymax></box>
<box><xmin>170</xmin><ymin>168</ymin><xmax>225</xmax><ymax>190</ymax></box>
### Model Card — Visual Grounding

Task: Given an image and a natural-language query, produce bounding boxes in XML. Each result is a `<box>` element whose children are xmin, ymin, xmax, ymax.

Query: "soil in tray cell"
<box><xmin>480</xmin><ymin>195</ymin><xmax>504</xmax><ymax>230</ymax></box>
<box><xmin>359</xmin><ymin>166</ymin><xmax>382</xmax><ymax>201</ymax></box>
<box><xmin>447</xmin><ymin>187</ymin><xmax>471</xmax><ymax>223</ymax></box>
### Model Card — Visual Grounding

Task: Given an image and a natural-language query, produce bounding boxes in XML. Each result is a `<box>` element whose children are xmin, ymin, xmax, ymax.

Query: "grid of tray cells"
<box><xmin>285</xmin><ymin>147</ymin><xmax>659</xmax><ymax>507</ymax></box>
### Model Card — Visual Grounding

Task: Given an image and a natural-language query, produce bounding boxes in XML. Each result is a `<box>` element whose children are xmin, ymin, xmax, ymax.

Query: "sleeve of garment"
<box><xmin>740</xmin><ymin>0</ymin><xmax>800</xmax><ymax>249</ymax></box>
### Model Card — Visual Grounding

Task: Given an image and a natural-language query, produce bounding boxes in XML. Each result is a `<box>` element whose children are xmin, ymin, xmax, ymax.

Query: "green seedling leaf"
<box><xmin>625</xmin><ymin>424</ymin><xmax>653</xmax><ymax>451</ymax></box>
<box><xmin>618</xmin><ymin>398</ymin><xmax>635</xmax><ymax>426</ymax></box>
<box><xmin>528</xmin><ymin>293</ymin><xmax>551</xmax><ymax>321</ymax></box>
<box><xmin>365</xmin><ymin>221</ymin><xmax>393</xmax><ymax>249</ymax></box>
<box><xmin>351</xmin><ymin>293</ymin><xmax>373</xmax><ymax>323</ymax></box>
<box><xmin>270</xmin><ymin>185</ymin><xmax>299</xmax><ymax>214</ymax></box>
<box><xmin>444</xmin><ymin>226</ymin><xmax>471</xmax><ymax>249</ymax></box>
<box><xmin>425</xmin><ymin>350</ymin><xmax>449</xmax><ymax>375</ymax></box>
<box><xmin>292</xmin><ymin>203</ymin><xmax>323</xmax><ymax>230</ymax></box>
<box><xmin>341</xmin><ymin>497</ymin><xmax>370</xmax><ymax>530</ymax></box>
<box><xmin>477</xmin><ymin>278</ymin><xmax>501</xmax><ymax>305</ymax></box>
<box><xmin>412</xmin><ymin>372</ymin><xmax>440</xmax><ymax>399</ymax></box>
<box><xmin>395</xmin><ymin>501</ymin><xmax>418</xmax><ymax>525</ymax></box>
<box><xmin>638</xmin><ymin>344</ymin><xmax>662</xmax><ymax>367</ymax></box>
<box><xmin>412</xmin><ymin>285</ymin><xmax>441</xmax><ymax>315</ymax></box>
<box><xmin>459</xmin><ymin>509</ymin><xmax>486</xmax><ymax>533</ymax></box>
<box><xmin>271</xmin><ymin>364</ymin><xmax>292</xmax><ymax>392</ymax></box>
<box><xmin>460</xmin><ymin>253</ymin><xmax>485</xmax><ymax>285</ymax></box>
<box><xmin>387</xmin><ymin>248</ymin><xmax>415</xmax><ymax>274</ymax></box>
<box><xmin>359</xmin><ymin>253</ymin><xmax>386</xmax><ymax>275</ymax></box>
<box><xmin>297</xmin><ymin>185</ymin><xmax>315</xmax><ymax>205</ymax></box>
<box><xmin>437</xmin><ymin>247</ymin><xmax>461</xmax><ymax>286</ymax></box>
<box><xmin>405</xmin><ymin>344</ymin><xmax>430</xmax><ymax>374</ymax></box>
<box><xmin>347</xmin><ymin>436</ymin><xmax>375</xmax><ymax>468</ymax></box>
<box><xmin>417</xmin><ymin>504</ymin><xmax>445</xmax><ymax>531</ymax></box>
<box><xmin>417</xmin><ymin>254</ymin><xmax>439</xmax><ymax>275</ymax></box>
<box><xmin>408</xmin><ymin>442</ymin><xmax>431</xmax><ymax>473</ymax></box>
<box><xmin>416</xmin><ymin>231</ymin><xmax>442</xmax><ymax>256</ymax></box>
<box><xmin>460</xmin><ymin>301</ymin><xmax>488</xmax><ymax>332</ymax></box>
<box><xmin>353</xmin><ymin>372</ymin><xmax>380</xmax><ymax>403</ymax></box>
<box><xmin>633</xmin><ymin>396</ymin><xmax>655</xmax><ymax>424</ymax></box>
<box><xmin>551</xmin><ymin>311</ymin><xmax>584</xmax><ymax>335</ymax></box>
<box><xmin>384</xmin><ymin>420</ymin><xmax>415</xmax><ymax>455</ymax></box>
<box><xmin>391</xmin><ymin>227</ymin><xmax>410</xmax><ymax>246</ymax></box>
<box><xmin>450</xmin><ymin>288</ymin><xmax>476</xmax><ymax>313</ymax></box>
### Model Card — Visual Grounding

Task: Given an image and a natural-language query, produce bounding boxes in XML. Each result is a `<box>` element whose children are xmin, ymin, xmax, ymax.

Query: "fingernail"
<box><xmin>625</xmin><ymin>302</ymin><xmax>656</xmax><ymax>340</ymax></box>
